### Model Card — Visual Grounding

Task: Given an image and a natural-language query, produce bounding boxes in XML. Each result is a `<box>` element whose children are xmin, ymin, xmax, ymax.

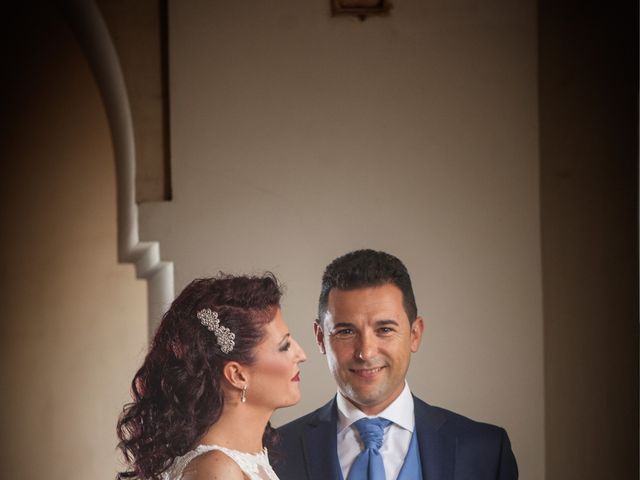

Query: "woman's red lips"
<box><xmin>291</xmin><ymin>372</ymin><xmax>300</xmax><ymax>382</ymax></box>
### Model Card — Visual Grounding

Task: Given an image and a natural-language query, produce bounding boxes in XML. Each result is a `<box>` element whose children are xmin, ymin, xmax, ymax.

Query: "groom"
<box><xmin>272</xmin><ymin>249</ymin><xmax>518</xmax><ymax>479</ymax></box>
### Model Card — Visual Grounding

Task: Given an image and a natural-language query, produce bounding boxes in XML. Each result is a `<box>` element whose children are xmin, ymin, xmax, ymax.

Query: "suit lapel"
<box><xmin>414</xmin><ymin>396</ymin><xmax>456</xmax><ymax>480</ymax></box>
<box><xmin>298</xmin><ymin>395</ymin><xmax>456</xmax><ymax>480</ymax></box>
<box><xmin>302</xmin><ymin>397</ymin><xmax>343</xmax><ymax>480</ymax></box>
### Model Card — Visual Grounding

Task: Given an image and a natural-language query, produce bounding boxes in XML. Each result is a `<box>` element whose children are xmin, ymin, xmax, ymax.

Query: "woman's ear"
<box><xmin>222</xmin><ymin>361</ymin><xmax>249</xmax><ymax>389</ymax></box>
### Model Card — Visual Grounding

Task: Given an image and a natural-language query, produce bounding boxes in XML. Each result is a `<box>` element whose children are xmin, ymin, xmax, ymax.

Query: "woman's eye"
<box><xmin>279</xmin><ymin>341</ymin><xmax>291</xmax><ymax>352</ymax></box>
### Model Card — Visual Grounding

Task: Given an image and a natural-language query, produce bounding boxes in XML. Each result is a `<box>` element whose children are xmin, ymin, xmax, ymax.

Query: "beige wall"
<box><xmin>140</xmin><ymin>1</ymin><xmax>544</xmax><ymax>477</ymax></box>
<box><xmin>0</xmin><ymin>4</ymin><xmax>147</xmax><ymax>479</ymax></box>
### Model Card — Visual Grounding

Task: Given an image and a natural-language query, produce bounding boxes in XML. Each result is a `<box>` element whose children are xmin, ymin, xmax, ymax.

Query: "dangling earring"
<box><xmin>240</xmin><ymin>384</ymin><xmax>248</xmax><ymax>403</ymax></box>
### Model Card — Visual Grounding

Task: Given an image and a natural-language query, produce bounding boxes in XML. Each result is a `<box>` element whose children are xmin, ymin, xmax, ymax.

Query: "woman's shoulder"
<box><xmin>181</xmin><ymin>448</ymin><xmax>246</xmax><ymax>480</ymax></box>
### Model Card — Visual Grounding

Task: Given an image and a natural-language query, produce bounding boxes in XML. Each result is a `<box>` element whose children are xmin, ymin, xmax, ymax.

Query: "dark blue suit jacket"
<box><xmin>270</xmin><ymin>396</ymin><xmax>518</xmax><ymax>480</ymax></box>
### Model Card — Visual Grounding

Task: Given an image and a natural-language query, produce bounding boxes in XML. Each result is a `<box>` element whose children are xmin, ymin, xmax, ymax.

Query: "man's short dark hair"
<box><xmin>318</xmin><ymin>249</ymin><xmax>418</xmax><ymax>324</ymax></box>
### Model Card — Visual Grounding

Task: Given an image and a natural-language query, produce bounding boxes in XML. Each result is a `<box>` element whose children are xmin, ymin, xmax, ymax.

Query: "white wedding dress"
<box><xmin>161</xmin><ymin>444</ymin><xmax>279</xmax><ymax>480</ymax></box>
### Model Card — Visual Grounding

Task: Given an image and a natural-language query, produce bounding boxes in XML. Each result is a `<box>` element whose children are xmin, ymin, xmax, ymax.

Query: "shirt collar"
<box><xmin>336</xmin><ymin>381</ymin><xmax>415</xmax><ymax>434</ymax></box>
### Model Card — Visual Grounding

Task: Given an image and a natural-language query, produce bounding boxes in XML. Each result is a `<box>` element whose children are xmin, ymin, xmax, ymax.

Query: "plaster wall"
<box><xmin>140</xmin><ymin>1</ymin><xmax>544</xmax><ymax>477</ymax></box>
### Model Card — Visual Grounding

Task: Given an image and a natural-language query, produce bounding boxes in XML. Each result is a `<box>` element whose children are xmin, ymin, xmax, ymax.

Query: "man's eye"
<box><xmin>378</xmin><ymin>327</ymin><xmax>394</xmax><ymax>334</ymax></box>
<box><xmin>333</xmin><ymin>329</ymin><xmax>354</xmax><ymax>336</ymax></box>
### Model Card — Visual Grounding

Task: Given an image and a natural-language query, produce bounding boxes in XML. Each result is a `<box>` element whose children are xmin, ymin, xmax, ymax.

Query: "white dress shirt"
<box><xmin>336</xmin><ymin>382</ymin><xmax>415</xmax><ymax>480</ymax></box>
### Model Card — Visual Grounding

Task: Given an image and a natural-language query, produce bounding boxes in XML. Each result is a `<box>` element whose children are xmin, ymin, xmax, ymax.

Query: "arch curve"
<box><xmin>59</xmin><ymin>0</ymin><xmax>174</xmax><ymax>336</ymax></box>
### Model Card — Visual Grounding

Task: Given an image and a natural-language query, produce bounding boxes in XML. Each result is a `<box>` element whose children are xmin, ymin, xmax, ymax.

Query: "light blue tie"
<box><xmin>347</xmin><ymin>417</ymin><xmax>392</xmax><ymax>480</ymax></box>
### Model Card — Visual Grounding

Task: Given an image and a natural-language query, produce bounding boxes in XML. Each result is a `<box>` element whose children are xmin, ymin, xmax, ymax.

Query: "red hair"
<box><xmin>117</xmin><ymin>273</ymin><xmax>282</xmax><ymax>479</ymax></box>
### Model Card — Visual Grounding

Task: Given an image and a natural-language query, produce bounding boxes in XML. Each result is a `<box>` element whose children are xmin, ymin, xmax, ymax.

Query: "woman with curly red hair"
<box><xmin>117</xmin><ymin>273</ymin><xmax>306</xmax><ymax>480</ymax></box>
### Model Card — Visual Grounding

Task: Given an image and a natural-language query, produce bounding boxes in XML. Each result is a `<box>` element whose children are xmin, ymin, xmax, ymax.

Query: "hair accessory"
<box><xmin>241</xmin><ymin>384</ymin><xmax>247</xmax><ymax>403</ymax></box>
<box><xmin>196</xmin><ymin>308</ymin><xmax>236</xmax><ymax>354</ymax></box>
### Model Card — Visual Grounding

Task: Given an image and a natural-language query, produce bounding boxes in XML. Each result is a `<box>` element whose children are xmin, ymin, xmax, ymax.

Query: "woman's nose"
<box><xmin>295</xmin><ymin>339</ymin><xmax>307</xmax><ymax>362</ymax></box>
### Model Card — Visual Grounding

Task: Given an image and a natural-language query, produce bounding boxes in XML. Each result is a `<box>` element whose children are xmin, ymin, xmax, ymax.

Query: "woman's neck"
<box><xmin>199</xmin><ymin>402</ymin><xmax>272</xmax><ymax>453</ymax></box>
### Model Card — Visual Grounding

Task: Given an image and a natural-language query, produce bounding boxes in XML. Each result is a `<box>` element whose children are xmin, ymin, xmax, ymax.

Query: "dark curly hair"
<box><xmin>318</xmin><ymin>249</ymin><xmax>418</xmax><ymax>324</ymax></box>
<box><xmin>117</xmin><ymin>273</ymin><xmax>282</xmax><ymax>479</ymax></box>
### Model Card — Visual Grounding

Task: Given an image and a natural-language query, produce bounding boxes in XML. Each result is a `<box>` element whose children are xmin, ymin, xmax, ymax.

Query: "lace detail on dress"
<box><xmin>161</xmin><ymin>444</ymin><xmax>279</xmax><ymax>480</ymax></box>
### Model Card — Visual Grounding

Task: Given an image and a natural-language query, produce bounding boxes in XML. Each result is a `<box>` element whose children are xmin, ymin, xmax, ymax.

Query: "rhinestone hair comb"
<box><xmin>196</xmin><ymin>308</ymin><xmax>236</xmax><ymax>354</ymax></box>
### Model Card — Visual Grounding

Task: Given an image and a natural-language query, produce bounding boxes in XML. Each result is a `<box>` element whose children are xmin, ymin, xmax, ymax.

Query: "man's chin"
<box><xmin>344</xmin><ymin>387</ymin><xmax>388</xmax><ymax>408</ymax></box>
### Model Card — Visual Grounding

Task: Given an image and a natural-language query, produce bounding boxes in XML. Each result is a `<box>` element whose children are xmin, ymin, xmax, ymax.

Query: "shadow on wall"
<box><xmin>0</xmin><ymin>3</ymin><xmax>147</xmax><ymax>479</ymax></box>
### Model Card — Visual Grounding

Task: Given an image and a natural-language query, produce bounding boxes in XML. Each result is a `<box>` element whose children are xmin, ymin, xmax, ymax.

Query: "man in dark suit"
<box><xmin>272</xmin><ymin>249</ymin><xmax>518</xmax><ymax>479</ymax></box>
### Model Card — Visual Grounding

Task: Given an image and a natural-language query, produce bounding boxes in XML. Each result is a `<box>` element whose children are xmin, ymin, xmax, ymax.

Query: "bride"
<box><xmin>117</xmin><ymin>274</ymin><xmax>306</xmax><ymax>480</ymax></box>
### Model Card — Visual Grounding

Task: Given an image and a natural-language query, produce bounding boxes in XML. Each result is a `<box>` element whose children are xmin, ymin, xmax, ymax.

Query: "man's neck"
<box><xmin>341</xmin><ymin>381</ymin><xmax>408</xmax><ymax>416</ymax></box>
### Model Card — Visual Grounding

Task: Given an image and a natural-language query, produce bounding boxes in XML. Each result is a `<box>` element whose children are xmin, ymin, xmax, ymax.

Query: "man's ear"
<box><xmin>313</xmin><ymin>320</ymin><xmax>326</xmax><ymax>354</ymax></box>
<box><xmin>410</xmin><ymin>316</ymin><xmax>425</xmax><ymax>353</ymax></box>
<box><xmin>222</xmin><ymin>361</ymin><xmax>249</xmax><ymax>388</ymax></box>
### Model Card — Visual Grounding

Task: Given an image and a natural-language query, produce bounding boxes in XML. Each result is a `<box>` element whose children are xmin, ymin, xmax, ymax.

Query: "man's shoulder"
<box><xmin>415</xmin><ymin>396</ymin><xmax>518</xmax><ymax>477</ymax></box>
<box><xmin>413</xmin><ymin>395</ymin><xmax>508</xmax><ymax>441</ymax></box>
<box><xmin>270</xmin><ymin>398</ymin><xmax>337</xmax><ymax>476</ymax></box>
<box><xmin>276</xmin><ymin>395</ymin><xmax>509</xmax><ymax>441</ymax></box>
<box><xmin>276</xmin><ymin>398</ymin><xmax>335</xmax><ymax>436</ymax></box>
